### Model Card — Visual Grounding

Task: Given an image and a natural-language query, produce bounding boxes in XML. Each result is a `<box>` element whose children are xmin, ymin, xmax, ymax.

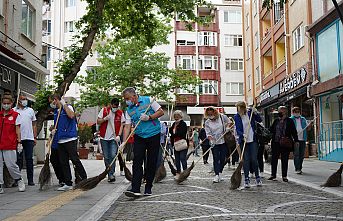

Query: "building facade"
<box><xmin>0</xmin><ymin>0</ymin><xmax>47</xmax><ymax>102</ymax></box>
<box><xmin>308</xmin><ymin>0</ymin><xmax>343</xmax><ymax>162</ymax></box>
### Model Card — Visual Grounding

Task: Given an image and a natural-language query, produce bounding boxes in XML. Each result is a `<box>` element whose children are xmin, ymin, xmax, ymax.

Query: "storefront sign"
<box><xmin>0</xmin><ymin>64</ymin><xmax>16</xmax><ymax>91</ymax></box>
<box><xmin>260</xmin><ymin>84</ymin><xmax>280</xmax><ymax>103</ymax></box>
<box><xmin>279</xmin><ymin>67</ymin><xmax>307</xmax><ymax>95</ymax></box>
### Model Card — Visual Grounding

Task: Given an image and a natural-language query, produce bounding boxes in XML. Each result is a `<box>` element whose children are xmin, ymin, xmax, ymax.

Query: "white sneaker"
<box><xmin>120</xmin><ymin>171</ymin><xmax>125</xmax><ymax>176</ymax></box>
<box><xmin>57</xmin><ymin>184</ymin><xmax>73</xmax><ymax>191</ymax></box>
<box><xmin>260</xmin><ymin>172</ymin><xmax>264</xmax><ymax>178</ymax></box>
<box><xmin>18</xmin><ymin>179</ymin><xmax>25</xmax><ymax>192</ymax></box>
<box><xmin>213</xmin><ymin>175</ymin><xmax>219</xmax><ymax>183</ymax></box>
<box><xmin>219</xmin><ymin>173</ymin><xmax>224</xmax><ymax>181</ymax></box>
<box><xmin>0</xmin><ymin>184</ymin><xmax>4</xmax><ymax>194</ymax></box>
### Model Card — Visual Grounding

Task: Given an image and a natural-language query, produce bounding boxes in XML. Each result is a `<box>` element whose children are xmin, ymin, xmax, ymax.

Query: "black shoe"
<box><xmin>282</xmin><ymin>177</ymin><xmax>288</xmax><ymax>182</ymax></box>
<box><xmin>268</xmin><ymin>176</ymin><xmax>277</xmax><ymax>181</ymax></box>
<box><xmin>11</xmin><ymin>182</ymin><xmax>18</xmax><ymax>187</ymax></box>
<box><xmin>144</xmin><ymin>187</ymin><xmax>152</xmax><ymax>196</ymax></box>
<box><xmin>108</xmin><ymin>176</ymin><xmax>116</xmax><ymax>183</ymax></box>
<box><xmin>59</xmin><ymin>182</ymin><xmax>65</xmax><ymax>187</ymax></box>
<box><xmin>125</xmin><ymin>190</ymin><xmax>142</xmax><ymax>198</ymax></box>
<box><xmin>28</xmin><ymin>182</ymin><xmax>35</xmax><ymax>186</ymax></box>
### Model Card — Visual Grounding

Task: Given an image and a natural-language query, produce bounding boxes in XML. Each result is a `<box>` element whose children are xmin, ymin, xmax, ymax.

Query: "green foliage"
<box><xmin>78</xmin><ymin>124</ymin><xmax>93</xmax><ymax>147</ymax></box>
<box><xmin>33</xmin><ymin>84</ymin><xmax>54</xmax><ymax>111</ymax></box>
<box><xmin>262</xmin><ymin>0</ymin><xmax>288</xmax><ymax>10</ymax></box>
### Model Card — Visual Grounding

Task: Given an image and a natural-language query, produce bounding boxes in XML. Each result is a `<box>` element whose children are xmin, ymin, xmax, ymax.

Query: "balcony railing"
<box><xmin>319</xmin><ymin>120</ymin><xmax>343</xmax><ymax>162</ymax></box>
<box><xmin>276</xmin><ymin>57</ymin><xmax>286</xmax><ymax>69</ymax></box>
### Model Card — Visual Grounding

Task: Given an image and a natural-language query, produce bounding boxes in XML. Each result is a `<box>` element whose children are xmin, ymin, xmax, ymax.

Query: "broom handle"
<box><xmin>161</xmin><ymin>104</ymin><xmax>174</xmax><ymax>161</ymax></box>
<box><xmin>47</xmin><ymin>84</ymin><xmax>69</xmax><ymax>155</ymax></box>
<box><xmin>299</xmin><ymin>115</ymin><xmax>318</xmax><ymax>133</ymax></box>
<box><xmin>239</xmin><ymin>106</ymin><xmax>255</xmax><ymax>161</ymax></box>
<box><xmin>107</xmin><ymin>97</ymin><xmax>156</xmax><ymax>168</ymax></box>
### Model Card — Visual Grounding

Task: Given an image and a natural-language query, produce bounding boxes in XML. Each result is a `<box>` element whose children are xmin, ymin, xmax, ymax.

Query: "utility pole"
<box><xmin>332</xmin><ymin>0</ymin><xmax>343</xmax><ymax>25</ymax></box>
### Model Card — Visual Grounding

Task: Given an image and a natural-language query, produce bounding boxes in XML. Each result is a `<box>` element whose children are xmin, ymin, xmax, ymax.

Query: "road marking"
<box><xmin>3</xmin><ymin>189</ymin><xmax>84</xmax><ymax>221</ymax></box>
<box><xmin>75</xmin><ymin>180</ymin><xmax>130</xmax><ymax>221</ymax></box>
<box><xmin>165</xmin><ymin>213</ymin><xmax>343</xmax><ymax>221</ymax></box>
<box><xmin>123</xmin><ymin>200</ymin><xmax>231</xmax><ymax>213</ymax></box>
<box><xmin>265</xmin><ymin>199</ymin><xmax>343</xmax><ymax>213</ymax></box>
<box><xmin>137</xmin><ymin>191</ymin><xmax>210</xmax><ymax>200</ymax></box>
<box><xmin>182</xmin><ymin>185</ymin><xmax>212</xmax><ymax>191</ymax></box>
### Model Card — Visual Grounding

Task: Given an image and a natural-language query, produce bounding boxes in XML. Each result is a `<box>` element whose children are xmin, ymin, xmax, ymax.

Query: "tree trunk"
<box><xmin>35</xmin><ymin>0</ymin><xmax>106</xmax><ymax>134</ymax></box>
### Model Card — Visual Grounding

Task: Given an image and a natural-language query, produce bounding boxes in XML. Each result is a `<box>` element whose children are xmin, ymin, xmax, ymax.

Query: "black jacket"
<box><xmin>270</xmin><ymin>117</ymin><xmax>299</xmax><ymax>143</ymax></box>
<box><xmin>199</xmin><ymin>128</ymin><xmax>210</xmax><ymax>146</ymax></box>
<box><xmin>169</xmin><ymin>120</ymin><xmax>188</xmax><ymax>146</ymax></box>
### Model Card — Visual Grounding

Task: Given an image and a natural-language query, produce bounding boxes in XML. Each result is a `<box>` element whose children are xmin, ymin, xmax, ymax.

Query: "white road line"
<box><xmin>265</xmin><ymin>199</ymin><xmax>343</xmax><ymax>213</ymax></box>
<box><xmin>137</xmin><ymin>191</ymin><xmax>210</xmax><ymax>200</ymax></box>
<box><xmin>182</xmin><ymin>185</ymin><xmax>213</xmax><ymax>191</ymax></box>
<box><xmin>124</xmin><ymin>200</ymin><xmax>231</xmax><ymax>213</ymax></box>
<box><xmin>75</xmin><ymin>181</ymin><xmax>130</xmax><ymax>221</ymax></box>
<box><xmin>165</xmin><ymin>213</ymin><xmax>343</xmax><ymax>221</ymax></box>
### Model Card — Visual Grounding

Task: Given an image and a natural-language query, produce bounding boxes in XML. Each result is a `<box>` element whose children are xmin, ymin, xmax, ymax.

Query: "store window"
<box><xmin>21</xmin><ymin>0</ymin><xmax>35</xmax><ymax>40</ymax></box>
<box><xmin>320</xmin><ymin>91</ymin><xmax>342</xmax><ymax>123</ymax></box>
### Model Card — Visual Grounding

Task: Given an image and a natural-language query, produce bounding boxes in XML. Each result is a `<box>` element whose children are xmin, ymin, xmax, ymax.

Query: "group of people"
<box><xmin>0</xmin><ymin>86</ymin><xmax>311</xmax><ymax>196</ymax></box>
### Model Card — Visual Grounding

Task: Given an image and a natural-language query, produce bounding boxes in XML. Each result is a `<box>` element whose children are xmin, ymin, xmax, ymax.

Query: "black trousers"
<box><xmin>201</xmin><ymin>144</ymin><xmax>210</xmax><ymax>163</ymax></box>
<box><xmin>57</xmin><ymin>140</ymin><xmax>87</xmax><ymax>186</ymax></box>
<box><xmin>50</xmin><ymin>148</ymin><xmax>64</xmax><ymax>183</ymax></box>
<box><xmin>17</xmin><ymin>140</ymin><xmax>35</xmax><ymax>183</ymax></box>
<box><xmin>131</xmin><ymin>133</ymin><xmax>160</xmax><ymax>193</ymax></box>
<box><xmin>257</xmin><ymin>143</ymin><xmax>264</xmax><ymax>173</ymax></box>
<box><xmin>271</xmin><ymin>142</ymin><xmax>290</xmax><ymax>178</ymax></box>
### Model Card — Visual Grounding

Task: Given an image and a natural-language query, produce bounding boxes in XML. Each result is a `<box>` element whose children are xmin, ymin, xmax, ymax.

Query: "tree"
<box><xmin>34</xmin><ymin>0</ymin><xmax>213</xmax><ymax>134</ymax></box>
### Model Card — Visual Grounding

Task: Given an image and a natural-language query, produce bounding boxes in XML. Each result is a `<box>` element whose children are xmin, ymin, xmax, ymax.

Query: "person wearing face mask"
<box><xmin>233</xmin><ymin>101</ymin><xmax>262</xmax><ymax>188</ymax></box>
<box><xmin>0</xmin><ymin>93</ymin><xmax>25</xmax><ymax>194</ymax></box>
<box><xmin>169</xmin><ymin>110</ymin><xmax>188</xmax><ymax>178</ymax></box>
<box><xmin>121</xmin><ymin>87</ymin><xmax>164</xmax><ymax>197</ymax></box>
<box><xmin>268</xmin><ymin>106</ymin><xmax>299</xmax><ymax>182</ymax></box>
<box><xmin>204</xmin><ymin>106</ymin><xmax>231</xmax><ymax>183</ymax></box>
<box><xmin>97</xmin><ymin>98</ymin><xmax>126</xmax><ymax>182</ymax></box>
<box><xmin>290</xmin><ymin>107</ymin><xmax>310</xmax><ymax>175</ymax></box>
<box><xmin>13</xmin><ymin>94</ymin><xmax>37</xmax><ymax>186</ymax></box>
<box><xmin>49</xmin><ymin>94</ymin><xmax>87</xmax><ymax>191</ymax></box>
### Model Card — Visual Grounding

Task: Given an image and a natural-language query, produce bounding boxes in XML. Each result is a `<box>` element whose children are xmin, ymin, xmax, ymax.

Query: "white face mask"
<box><xmin>293</xmin><ymin>113</ymin><xmax>300</xmax><ymax>118</ymax></box>
<box><xmin>111</xmin><ymin>107</ymin><xmax>118</xmax><ymax>113</ymax></box>
<box><xmin>2</xmin><ymin>104</ymin><xmax>11</xmax><ymax>110</ymax></box>
<box><xmin>208</xmin><ymin>116</ymin><xmax>215</xmax><ymax>120</ymax></box>
<box><xmin>50</xmin><ymin>102</ymin><xmax>56</xmax><ymax>109</ymax></box>
<box><xmin>20</xmin><ymin>100</ymin><xmax>28</xmax><ymax>107</ymax></box>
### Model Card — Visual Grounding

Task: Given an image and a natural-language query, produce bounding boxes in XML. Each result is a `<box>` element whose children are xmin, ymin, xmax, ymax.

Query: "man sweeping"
<box><xmin>121</xmin><ymin>87</ymin><xmax>164</xmax><ymax>197</ymax></box>
<box><xmin>49</xmin><ymin>94</ymin><xmax>87</xmax><ymax>191</ymax></box>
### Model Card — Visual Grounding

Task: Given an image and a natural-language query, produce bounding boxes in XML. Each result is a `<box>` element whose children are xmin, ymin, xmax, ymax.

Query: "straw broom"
<box><xmin>230</xmin><ymin>108</ymin><xmax>255</xmax><ymax>190</ymax></box>
<box><xmin>39</xmin><ymin>84</ymin><xmax>69</xmax><ymax>190</ymax></box>
<box><xmin>74</xmin><ymin>98</ymin><xmax>156</xmax><ymax>191</ymax></box>
<box><xmin>176</xmin><ymin>124</ymin><xmax>235</xmax><ymax>184</ymax></box>
<box><xmin>321</xmin><ymin>163</ymin><xmax>343</xmax><ymax>187</ymax></box>
<box><xmin>161</xmin><ymin>144</ymin><xmax>177</xmax><ymax>176</ymax></box>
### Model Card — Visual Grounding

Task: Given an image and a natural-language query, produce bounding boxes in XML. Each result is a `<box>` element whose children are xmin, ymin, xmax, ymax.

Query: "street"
<box><xmin>1</xmin><ymin>157</ymin><xmax>342</xmax><ymax>221</ymax></box>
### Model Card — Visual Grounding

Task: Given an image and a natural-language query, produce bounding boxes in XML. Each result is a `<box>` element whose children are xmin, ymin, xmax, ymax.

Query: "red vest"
<box><xmin>99</xmin><ymin>107</ymin><xmax>123</xmax><ymax>138</ymax></box>
<box><xmin>0</xmin><ymin>109</ymin><xmax>19</xmax><ymax>150</ymax></box>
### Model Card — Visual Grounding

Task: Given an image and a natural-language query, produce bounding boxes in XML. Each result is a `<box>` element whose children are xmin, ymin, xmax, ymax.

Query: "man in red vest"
<box><xmin>97</xmin><ymin>98</ymin><xmax>125</xmax><ymax>182</ymax></box>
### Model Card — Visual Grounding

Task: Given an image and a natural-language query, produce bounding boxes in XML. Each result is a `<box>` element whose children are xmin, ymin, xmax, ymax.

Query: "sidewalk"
<box><xmin>264</xmin><ymin>157</ymin><xmax>343</xmax><ymax>197</ymax></box>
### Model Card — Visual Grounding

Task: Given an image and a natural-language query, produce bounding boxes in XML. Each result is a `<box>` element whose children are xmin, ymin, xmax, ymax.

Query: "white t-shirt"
<box><xmin>296</xmin><ymin>118</ymin><xmax>304</xmax><ymax>141</ymax></box>
<box><xmin>124</xmin><ymin>98</ymin><xmax>161</xmax><ymax>124</ymax></box>
<box><xmin>58</xmin><ymin>105</ymin><xmax>78</xmax><ymax>144</ymax></box>
<box><xmin>205</xmin><ymin>114</ymin><xmax>231</xmax><ymax>145</ymax></box>
<box><xmin>241</xmin><ymin>114</ymin><xmax>254</xmax><ymax>143</ymax></box>
<box><xmin>98</xmin><ymin>108</ymin><xmax>125</xmax><ymax>140</ymax></box>
<box><xmin>13</xmin><ymin>107</ymin><xmax>36</xmax><ymax>140</ymax></box>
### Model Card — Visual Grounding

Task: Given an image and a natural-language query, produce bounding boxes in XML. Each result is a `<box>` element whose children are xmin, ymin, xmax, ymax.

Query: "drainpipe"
<box><xmin>283</xmin><ymin>2</ymin><xmax>289</xmax><ymax>78</ymax></box>
<box><xmin>195</xmin><ymin>6</ymin><xmax>200</xmax><ymax>106</ymax></box>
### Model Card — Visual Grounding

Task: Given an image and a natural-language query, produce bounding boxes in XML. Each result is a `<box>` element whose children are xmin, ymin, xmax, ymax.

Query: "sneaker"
<box><xmin>0</xmin><ymin>184</ymin><xmax>4</xmax><ymax>194</ymax></box>
<box><xmin>18</xmin><ymin>179</ymin><xmax>25</xmax><ymax>192</ymax></box>
<box><xmin>108</xmin><ymin>176</ymin><xmax>116</xmax><ymax>183</ymax></box>
<box><xmin>268</xmin><ymin>176</ymin><xmax>277</xmax><ymax>181</ymax></box>
<box><xmin>244</xmin><ymin>180</ymin><xmax>251</xmax><ymax>188</ymax></box>
<box><xmin>59</xmin><ymin>182</ymin><xmax>65</xmax><ymax>187</ymax></box>
<box><xmin>28</xmin><ymin>182</ymin><xmax>35</xmax><ymax>186</ymax></box>
<box><xmin>57</xmin><ymin>184</ymin><xmax>73</xmax><ymax>191</ymax></box>
<box><xmin>219</xmin><ymin>173</ymin><xmax>224</xmax><ymax>181</ymax></box>
<box><xmin>295</xmin><ymin>170</ymin><xmax>302</xmax><ymax>175</ymax></box>
<box><xmin>124</xmin><ymin>190</ymin><xmax>142</xmax><ymax>198</ymax></box>
<box><xmin>213</xmin><ymin>175</ymin><xmax>219</xmax><ymax>183</ymax></box>
<box><xmin>120</xmin><ymin>171</ymin><xmax>125</xmax><ymax>176</ymax></box>
<box><xmin>256</xmin><ymin>177</ymin><xmax>262</xmax><ymax>187</ymax></box>
<box><xmin>260</xmin><ymin>172</ymin><xmax>264</xmax><ymax>178</ymax></box>
<box><xmin>144</xmin><ymin>187</ymin><xmax>152</xmax><ymax>196</ymax></box>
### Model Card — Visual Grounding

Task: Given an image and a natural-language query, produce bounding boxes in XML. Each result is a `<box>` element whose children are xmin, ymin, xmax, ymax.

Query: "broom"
<box><xmin>160</xmin><ymin>144</ymin><xmax>177</xmax><ymax>176</ymax></box>
<box><xmin>74</xmin><ymin>98</ymin><xmax>156</xmax><ymax>191</ymax></box>
<box><xmin>230</xmin><ymin>107</ymin><xmax>255</xmax><ymax>190</ymax></box>
<box><xmin>321</xmin><ymin>163</ymin><xmax>343</xmax><ymax>187</ymax></box>
<box><xmin>39</xmin><ymin>84</ymin><xmax>69</xmax><ymax>190</ymax></box>
<box><xmin>186</xmin><ymin>138</ymin><xmax>208</xmax><ymax>160</ymax></box>
<box><xmin>176</xmin><ymin>124</ymin><xmax>235</xmax><ymax>184</ymax></box>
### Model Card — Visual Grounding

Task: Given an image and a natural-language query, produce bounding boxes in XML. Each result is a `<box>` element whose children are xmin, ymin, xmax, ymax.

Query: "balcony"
<box><xmin>199</xmin><ymin>70</ymin><xmax>219</xmax><ymax>80</ymax></box>
<box><xmin>198</xmin><ymin>46</ymin><xmax>218</xmax><ymax>55</ymax></box>
<box><xmin>199</xmin><ymin>95</ymin><xmax>219</xmax><ymax>106</ymax></box>
<box><xmin>176</xmin><ymin>94</ymin><xmax>197</xmax><ymax>106</ymax></box>
<box><xmin>275</xmin><ymin>61</ymin><xmax>286</xmax><ymax>82</ymax></box>
<box><xmin>176</xmin><ymin>46</ymin><xmax>195</xmax><ymax>55</ymax></box>
<box><xmin>273</xmin><ymin>19</ymin><xmax>285</xmax><ymax>42</ymax></box>
<box><xmin>261</xmin><ymin>30</ymin><xmax>272</xmax><ymax>55</ymax></box>
<box><xmin>175</xmin><ymin>21</ymin><xmax>196</xmax><ymax>31</ymax></box>
<box><xmin>198</xmin><ymin>23</ymin><xmax>219</xmax><ymax>32</ymax></box>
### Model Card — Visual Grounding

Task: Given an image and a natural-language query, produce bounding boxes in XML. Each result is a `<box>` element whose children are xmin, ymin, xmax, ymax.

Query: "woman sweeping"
<box><xmin>169</xmin><ymin>110</ymin><xmax>188</xmax><ymax>179</ymax></box>
<box><xmin>204</xmin><ymin>107</ymin><xmax>231</xmax><ymax>183</ymax></box>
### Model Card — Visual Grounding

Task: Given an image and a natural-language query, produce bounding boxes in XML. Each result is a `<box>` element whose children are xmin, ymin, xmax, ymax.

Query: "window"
<box><xmin>199</xmin><ymin>80</ymin><xmax>218</xmax><ymax>95</ymax></box>
<box><xmin>246</xmin><ymin>44</ymin><xmax>251</xmax><ymax>60</ymax></box>
<box><xmin>247</xmin><ymin>75</ymin><xmax>252</xmax><ymax>91</ymax></box>
<box><xmin>224</xmin><ymin>35</ymin><xmax>242</xmax><ymax>46</ymax></box>
<box><xmin>255</xmin><ymin>66</ymin><xmax>260</xmax><ymax>84</ymax></box>
<box><xmin>292</xmin><ymin>25</ymin><xmax>304</xmax><ymax>53</ymax></box>
<box><xmin>224</xmin><ymin>10</ymin><xmax>242</xmax><ymax>23</ymax></box>
<box><xmin>340</xmin><ymin>22</ymin><xmax>343</xmax><ymax>72</ymax></box>
<box><xmin>65</xmin><ymin>0</ymin><xmax>75</xmax><ymax>7</ymax></box>
<box><xmin>274</xmin><ymin>0</ymin><xmax>284</xmax><ymax>24</ymax></box>
<box><xmin>226</xmin><ymin>82</ymin><xmax>244</xmax><ymax>95</ymax></box>
<box><xmin>64</xmin><ymin>21</ymin><xmax>75</xmax><ymax>33</ymax></box>
<box><xmin>198</xmin><ymin>56</ymin><xmax>218</xmax><ymax>70</ymax></box>
<box><xmin>198</xmin><ymin>32</ymin><xmax>217</xmax><ymax>46</ymax></box>
<box><xmin>245</xmin><ymin>13</ymin><xmax>249</xmax><ymax>29</ymax></box>
<box><xmin>0</xmin><ymin>0</ymin><xmax>3</xmax><ymax>16</ymax></box>
<box><xmin>176</xmin><ymin>85</ymin><xmax>194</xmax><ymax>94</ymax></box>
<box><xmin>176</xmin><ymin>40</ymin><xmax>195</xmax><ymax>46</ymax></box>
<box><xmin>255</xmin><ymin>32</ymin><xmax>259</xmax><ymax>49</ymax></box>
<box><xmin>21</xmin><ymin>0</ymin><xmax>34</xmax><ymax>40</ymax></box>
<box><xmin>47</xmin><ymin>47</ymin><xmax>51</xmax><ymax>61</ymax></box>
<box><xmin>225</xmin><ymin>58</ymin><xmax>243</xmax><ymax>71</ymax></box>
<box><xmin>254</xmin><ymin>0</ymin><xmax>258</xmax><ymax>16</ymax></box>
<box><xmin>177</xmin><ymin>55</ymin><xmax>195</xmax><ymax>70</ymax></box>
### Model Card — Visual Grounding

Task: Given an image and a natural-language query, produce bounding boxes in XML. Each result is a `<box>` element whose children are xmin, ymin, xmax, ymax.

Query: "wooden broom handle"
<box><xmin>239</xmin><ymin>106</ymin><xmax>255</xmax><ymax>161</ymax></box>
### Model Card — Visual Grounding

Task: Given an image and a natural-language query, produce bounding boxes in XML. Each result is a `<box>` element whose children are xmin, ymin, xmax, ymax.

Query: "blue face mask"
<box><xmin>126</xmin><ymin>100</ymin><xmax>134</xmax><ymax>106</ymax></box>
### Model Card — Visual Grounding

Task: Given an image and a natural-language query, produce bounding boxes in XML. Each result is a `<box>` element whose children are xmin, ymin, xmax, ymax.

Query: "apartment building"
<box><xmin>308</xmin><ymin>0</ymin><xmax>343</xmax><ymax>162</ymax></box>
<box><xmin>0</xmin><ymin>0</ymin><xmax>48</xmax><ymax>101</ymax></box>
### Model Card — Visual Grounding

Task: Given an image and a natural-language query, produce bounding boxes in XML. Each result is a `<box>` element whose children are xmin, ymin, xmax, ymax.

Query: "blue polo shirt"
<box><xmin>125</xmin><ymin>96</ymin><xmax>161</xmax><ymax>138</ymax></box>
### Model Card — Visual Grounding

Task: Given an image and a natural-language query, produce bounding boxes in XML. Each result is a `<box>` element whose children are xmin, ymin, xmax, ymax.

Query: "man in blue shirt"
<box><xmin>121</xmin><ymin>87</ymin><xmax>164</xmax><ymax>197</ymax></box>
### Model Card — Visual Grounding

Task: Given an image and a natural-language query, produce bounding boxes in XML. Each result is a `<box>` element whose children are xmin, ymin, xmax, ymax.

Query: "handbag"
<box><xmin>220</xmin><ymin>115</ymin><xmax>235</xmax><ymax>143</ymax></box>
<box><xmin>279</xmin><ymin>136</ymin><xmax>293</xmax><ymax>152</ymax></box>
<box><xmin>174</xmin><ymin>139</ymin><xmax>188</xmax><ymax>151</ymax></box>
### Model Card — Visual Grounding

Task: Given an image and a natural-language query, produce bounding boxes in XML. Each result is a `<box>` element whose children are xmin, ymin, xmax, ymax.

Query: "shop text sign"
<box><xmin>260</xmin><ymin>84</ymin><xmax>280</xmax><ymax>103</ymax></box>
<box><xmin>279</xmin><ymin>68</ymin><xmax>307</xmax><ymax>95</ymax></box>
<box><xmin>0</xmin><ymin>64</ymin><xmax>14</xmax><ymax>90</ymax></box>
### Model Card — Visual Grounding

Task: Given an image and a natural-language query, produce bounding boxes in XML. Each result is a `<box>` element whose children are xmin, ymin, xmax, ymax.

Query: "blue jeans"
<box><xmin>100</xmin><ymin>139</ymin><xmax>118</xmax><ymax>177</ymax></box>
<box><xmin>242</xmin><ymin>142</ymin><xmax>259</xmax><ymax>180</ymax></box>
<box><xmin>212</xmin><ymin>143</ymin><xmax>228</xmax><ymax>175</ymax></box>
<box><xmin>294</xmin><ymin>141</ymin><xmax>306</xmax><ymax>171</ymax></box>
<box><xmin>17</xmin><ymin>140</ymin><xmax>35</xmax><ymax>184</ymax></box>
<box><xmin>175</xmin><ymin>149</ymin><xmax>187</xmax><ymax>173</ymax></box>
<box><xmin>193</xmin><ymin>141</ymin><xmax>199</xmax><ymax>155</ymax></box>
